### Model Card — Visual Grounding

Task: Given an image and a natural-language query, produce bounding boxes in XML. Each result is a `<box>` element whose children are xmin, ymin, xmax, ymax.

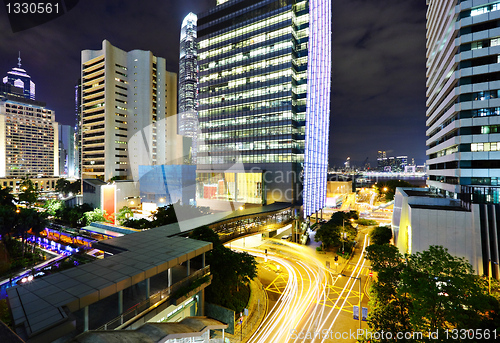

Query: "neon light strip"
<box><xmin>303</xmin><ymin>0</ymin><xmax>331</xmax><ymax>218</ymax></box>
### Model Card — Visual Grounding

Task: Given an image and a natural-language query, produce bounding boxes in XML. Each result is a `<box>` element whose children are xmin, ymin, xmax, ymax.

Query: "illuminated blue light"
<box><xmin>303</xmin><ymin>0</ymin><xmax>331</xmax><ymax>218</ymax></box>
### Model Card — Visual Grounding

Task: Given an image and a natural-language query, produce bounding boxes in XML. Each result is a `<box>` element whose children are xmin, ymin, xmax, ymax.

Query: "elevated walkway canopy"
<box><xmin>7</xmin><ymin>226</ymin><xmax>212</xmax><ymax>342</ymax></box>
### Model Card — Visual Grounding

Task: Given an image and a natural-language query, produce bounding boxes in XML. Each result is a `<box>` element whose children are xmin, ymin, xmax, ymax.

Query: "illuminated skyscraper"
<box><xmin>2</xmin><ymin>53</ymin><xmax>35</xmax><ymax>100</ymax></box>
<box><xmin>0</xmin><ymin>96</ymin><xmax>58</xmax><ymax>177</ymax></box>
<box><xmin>196</xmin><ymin>0</ymin><xmax>331</xmax><ymax>216</ymax></box>
<box><xmin>178</xmin><ymin>12</ymin><xmax>199</xmax><ymax>164</ymax></box>
<box><xmin>0</xmin><ymin>58</ymin><xmax>58</xmax><ymax>177</ymax></box>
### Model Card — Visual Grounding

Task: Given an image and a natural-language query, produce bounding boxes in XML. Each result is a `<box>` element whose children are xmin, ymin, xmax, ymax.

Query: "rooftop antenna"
<box><xmin>17</xmin><ymin>51</ymin><xmax>21</xmax><ymax>68</ymax></box>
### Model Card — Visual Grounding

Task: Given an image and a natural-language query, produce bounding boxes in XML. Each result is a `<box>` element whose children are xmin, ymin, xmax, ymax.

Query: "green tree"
<box><xmin>150</xmin><ymin>202</ymin><xmax>210</xmax><ymax>228</ymax></box>
<box><xmin>190</xmin><ymin>226</ymin><xmax>257</xmax><ymax>311</ymax></box>
<box><xmin>366</xmin><ymin>245</ymin><xmax>500</xmax><ymax>341</ymax></box>
<box><xmin>314</xmin><ymin>222</ymin><xmax>340</xmax><ymax>249</ymax></box>
<box><xmin>375</xmin><ymin>180</ymin><xmax>413</xmax><ymax>201</ymax></box>
<box><xmin>121</xmin><ymin>218</ymin><xmax>151</xmax><ymax>230</ymax></box>
<box><xmin>15</xmin><ymin>208</ymin><xmax>47</xmax><ymax>257</ymax></box>
<box><xmin>150</xmin><ymin>204</ymin><xmax>177</xmax><ymax>227</ymax></box>
<box><xmin>116</xmin><ymin>206</ymin><xmax>134</xmax><ymax>225</ymax></box>
<box><xmin>0</xmin><ymin>205</ymin><xmax>16</xmax><ymax>243</ymax></box>
<box><xmin>83</xmin><ymin>208</ymin><xmax>111</xmax><ymax>225</ymax></box>
<box><xmin>44</xmin><ymin>199</ymin><xmax>63</xmax><ymax>216</ymax></box>
<box><xmin>370</xmin><ymin>226</ymin><xmax>392</xmax><ymax>245</ymax></box>
<box><xmin>0</xmin><ymin>187</ymin><xmax>15</xmax><ymax>209</ymax></box>
<box><xmin>68</xmin><ymin>179</ymin><xmax>81</xmax><ymax>195</ymax></box>
<box><xmin>401</xmin><ymin>246</ymin><xmax>493</xmax><ymax>334</ymax></box>
<box><xmin>315</xmin><ymin>212</ymin><xmax>357</xmax><ymax>250</ymax></box>
<box><xmin>54</xmin><ymin>203</ymin><xmax>93</xmax><ymax>228</ymax></box>
<box><xmin>18</xmin><ymin>176</ymin><xmax>39</xmax><ymax>207</ymax></box>
<box><xmin>190</xmin><ymin>225</ymin><xmax>221</xmax><ymax>247</ymax></box>
<box><xmin>55</xmin><ymin>178</ymin><xmax>71</xmax><ymax>195</ymax></box>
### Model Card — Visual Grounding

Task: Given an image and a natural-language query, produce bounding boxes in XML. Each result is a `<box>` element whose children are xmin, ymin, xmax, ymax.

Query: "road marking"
<box><xmin>314</xmin><ymin>284</ymin><xmax>364</xmax><ymax>314</ymax></box>
<box><xmin>345</xmin><ymin>265</ymin><xmax>370</xmax><ymax>275</ymax></box>
<box><xmin>265</xmin><ymin>273</ymin><xmax>288</xmax><ymax>294</ymax></box>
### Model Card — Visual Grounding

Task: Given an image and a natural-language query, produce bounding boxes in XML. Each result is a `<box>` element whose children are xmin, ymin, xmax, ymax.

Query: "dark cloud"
<box><xmin>0</xmin><ymin>0</ymin><xmax>428</xmax><ymax>167</ymax></box>
<box><xmin>331</xmin><ymin>0</ymin><xmax>427</xmax><ymax>167</ymax></box>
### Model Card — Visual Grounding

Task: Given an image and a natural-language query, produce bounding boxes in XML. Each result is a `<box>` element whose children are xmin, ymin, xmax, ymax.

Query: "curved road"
<box><xmin>230</xmin><ymin>233</ymin><xmax>371</xmax><ymax>342</ymax></box>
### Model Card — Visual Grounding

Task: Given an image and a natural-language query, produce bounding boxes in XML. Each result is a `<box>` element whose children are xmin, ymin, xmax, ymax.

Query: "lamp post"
<box><xmin>339</xmin><ymin>273</ymin><xmax>362</xmax><ymax>329</ymax></box>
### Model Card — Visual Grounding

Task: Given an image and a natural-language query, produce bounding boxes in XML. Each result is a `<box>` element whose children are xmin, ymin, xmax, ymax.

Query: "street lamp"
<box><xmin>339</xmin><ymin>273</ymin><xmax>362</xmax><ymax>329</ymax></box>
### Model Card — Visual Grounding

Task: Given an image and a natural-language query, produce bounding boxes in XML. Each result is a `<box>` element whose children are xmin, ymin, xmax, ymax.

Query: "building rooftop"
<box><xmin>82</xmin><ymin>178</ymin><xmax>107</xmax><ymax>187</ymax></box>
<box><xmin>170</xmin><ymin>202</ymin><xmax>292</xmax><ymax>233</ymax></box>
<box><xmin>68</xmin><ymin>317</ymin><xmax>227</xmax><ymax>343</ymax></box>
<box><xmin>7</xmin><ymin>226</ymin><xmax>212</xmax><ymax>340</ymax></box>
<box><xmin>408</xmin><ymin>204</ymin><xmax>469</xmax><ymax>212</ymax></box>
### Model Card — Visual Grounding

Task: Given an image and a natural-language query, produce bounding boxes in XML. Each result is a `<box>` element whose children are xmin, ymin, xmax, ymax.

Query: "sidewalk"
<box><xmin>212</xmin><ymin>278</ymin><xmax>268</xmax><ymax>343</ymax></box>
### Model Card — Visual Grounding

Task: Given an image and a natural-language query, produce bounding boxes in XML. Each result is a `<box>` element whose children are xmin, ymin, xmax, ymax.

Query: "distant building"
<box><xmin>58</xmin><ymin>124</ymin><xmax>75</xmax><ymax>177</ymax></box>
<box><xmin>178</xmin><ymin>13</ymin><xmax>199</xmax><ymax>164</ymax></box>
<box><xmin>0</xmin><ymin>86</ymin><xmax>58</xmax><ymax>177</ymax></box>
<box><xmin>80</xmin><ymin>40</ymin><xmax>180</xmax><ymax>182</ymax></box>
<box><xmin>74</xmin><ymin>78</ymin><xmax>82</xmax><ymax>178</ymax></box>
<box><xmin>377</xmin><ymin>152</ymin><xmax>408</xmax><ymax>172</ymax></box>
<box><xmin>377</xmin><ymin>150</ymin><xmax>387</xmax><ymax>170</ymax></box>
<box><xmin>2</xmin><ymin>54</ymin><xmax>35</xmax><ymax>100</ymax></box>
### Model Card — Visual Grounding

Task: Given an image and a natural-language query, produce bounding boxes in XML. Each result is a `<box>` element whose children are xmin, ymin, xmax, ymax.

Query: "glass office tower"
<box><xmin>196</xmin><ymin>0</ymin><xmax>330</xmax><ymax>215</ymax></box>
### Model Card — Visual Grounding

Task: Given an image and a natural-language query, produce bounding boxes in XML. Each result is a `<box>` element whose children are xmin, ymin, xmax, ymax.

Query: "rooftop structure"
<box><xmin>2</xmin><ymin>53</ymin><xmax>35</xmax><ymax>100</ymax></box>
<box><xmin>7</xmin><ymin>228</ymin><xmax>212</xmax><ymax>342</ymax></box>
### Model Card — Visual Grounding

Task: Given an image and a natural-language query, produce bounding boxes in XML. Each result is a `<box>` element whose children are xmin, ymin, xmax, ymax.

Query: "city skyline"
<box><xmin>0</xmin><ymin>0</ymin><xmax>427</xmax><ymax>166</ymax></box>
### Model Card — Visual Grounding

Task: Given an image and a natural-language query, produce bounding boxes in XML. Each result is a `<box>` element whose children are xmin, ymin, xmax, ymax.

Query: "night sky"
<box><xmin>0</xmin><ymin>0</ymin><xmax>428</xmax><ymax>168</ymax></box>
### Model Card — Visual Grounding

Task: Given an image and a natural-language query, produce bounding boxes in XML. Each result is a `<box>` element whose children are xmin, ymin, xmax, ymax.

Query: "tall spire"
<box><xmin>17</xmin><ymin>51</ymin><xmax>21</xmax><ymax>68</ymax></box>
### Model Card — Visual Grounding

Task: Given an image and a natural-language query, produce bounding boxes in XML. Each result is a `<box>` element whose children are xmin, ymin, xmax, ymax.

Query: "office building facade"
<box><xmin>391</xmin><ymin>0</ymin><xmax>500</xmax><ymax>278</ymax></box>
<box><xmin>196</xmin><ymin>0</ymin><xmax>331</xmax><ymax>215</ymax></box>
<box><xmin>75</xmin><ymin>78</ymin><xmax>82</xmax><ymax>178</ymax></box>
<box><xmin>59</xmin><ymin>124</ymin><xmax>75</xmax><ymax>177</ymax></box>
<box><xmin>81</xmin><ymin>40</ymin><xmax>179</xmax><ymax>182</ymax></box>
<box><xmin>426</xmin><ymin>0</ymin><xmax>500</xmax><ymax>201</ymax></box>
<box><xmin>178</xmin><ymin>13</ymin><xmax>200</xmax><ymax>165</ymax></box>
<box><xmin>0</xmin><ymin>95</ymin><xmax>58</xmax><ymax>177</ymax></box>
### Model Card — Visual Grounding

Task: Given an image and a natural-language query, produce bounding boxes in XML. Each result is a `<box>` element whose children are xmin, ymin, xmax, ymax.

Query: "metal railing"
<box><xmin>96</xmin><ymin>266</ymin><xmax>211</xmax><ymax>331</ymax></box>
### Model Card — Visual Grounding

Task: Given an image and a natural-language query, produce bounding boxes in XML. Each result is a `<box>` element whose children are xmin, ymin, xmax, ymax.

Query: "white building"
<box><xmin>81</xmin><ymin>40</ymin><xmax>181</xmax><ymax>182</ymax></box>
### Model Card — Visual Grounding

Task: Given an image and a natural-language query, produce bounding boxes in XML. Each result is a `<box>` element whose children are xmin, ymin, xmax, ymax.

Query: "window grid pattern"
<box><xmin>1</xmin><ymin>101</ymin><xmax>55</xmax><ymax>177</ymax></box>
<box><xmin>197</xmin><ymin>3</ymin><xmax>309</xmax><ymax>166</ymax></box>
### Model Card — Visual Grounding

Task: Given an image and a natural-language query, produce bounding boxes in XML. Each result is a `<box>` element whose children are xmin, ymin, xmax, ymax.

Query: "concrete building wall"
<box><xmin>393</xmin><ymin>188</ymin><xmax>484</xmax><ymax>275</ymax></box>
<box><xmin>115</xmin><ymin>180</ymin><xmax>140</xmax><ymax>210</ymax></box>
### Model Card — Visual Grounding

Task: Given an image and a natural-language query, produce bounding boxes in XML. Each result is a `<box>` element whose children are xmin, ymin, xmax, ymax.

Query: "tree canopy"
<box><xmin>314</xmin><ymin>211</ymin><xmax>357</xmax><ymax>250</ymax></box>
<box><xmin>369</xmin><ymin>226</ymin><xmax>392</xmax><ymax>245</ymax></box>
<box><xmin>18</xmin><ymin>176</ymin><xmax>39</xmax><ymax>207</ymax></box>
<box><xmin>189</xmin><ymin>226</ymin><xmax>257</xmax><ymax>312</ymax></box>
<box><xmin>374</xmin><ymin>179</ymin><xmax>414</xmax><ymax>201</ymax></box>
<box><xmin>55</xmin><ymin>178</ymin><xmax>81</xmax><ymax>196</ymax></box>
<box><xmin>365</xmin><ymin>244</ymin><xmax>500</xmax><ymax>341</ymax></box>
